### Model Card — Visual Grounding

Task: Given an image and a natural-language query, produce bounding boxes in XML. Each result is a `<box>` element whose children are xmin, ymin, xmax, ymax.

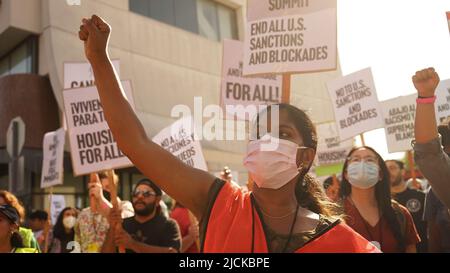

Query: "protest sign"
<box><xmin>316</xmin><ymin>122</ymin><xmax>353</xmax><ymax>166</ymax></box>
<box><xmin>64</xmin><ymin>60</ymin><xmax>120</xmax><ymax>89</ymax></box>
<box><xmin>381</xmin><ymin>95</ymin><xmax>416</xmax><ymax>153</ymax></box>
<box><xmin>243</xmin><ymin>0</ymin><xmax>337</xmax><ymax>75</ymax></box>
<box><xmin>435</xmin><ymin>79</ymin><xmax>450</xmax><ymax>124</ymax></box>
<box><xmin>63</xmin><ymin>81</ymin><xmax>135</xmax><ymax>176</ymax></box>
<box><xmin>327</xmin><ymin>67</ymin><xmax>384</xmax><ymax>141</ymax></box>
<box><xmin>221</xmin><ymin>39</ymin><xmax>282</xmax><ymax>120</ymax></box>
<box><xmin>50</xmin><ymin>195</ymin><xmax>66</xmax><ymax>225</ymax></box>
<box><xmin>152</xmin><ymin>117</ymin><xmax>208</xmax><ymax>171</ymax></box>
<box><xmin>41</xmin><ymin>128</ymin><xmax>65</xmax><ymax>188</ymax></box>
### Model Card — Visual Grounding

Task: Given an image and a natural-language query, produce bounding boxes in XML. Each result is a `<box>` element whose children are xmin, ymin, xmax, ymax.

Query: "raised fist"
<box><xmin>79</xmin><ymin>15</ymin><xmax>111</xmax><ymax>62</ymax></box>
<box><xmin>412</xmin><ymin>67</ymin><xmax>440</xmax><ymax>98</ymax></box>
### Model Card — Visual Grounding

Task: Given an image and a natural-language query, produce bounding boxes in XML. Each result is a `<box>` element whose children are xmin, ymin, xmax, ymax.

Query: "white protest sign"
<box><xmin>41</xmin><ymin>128</ymin><xmax>66</xmax><ymax>189</ymax></box>
<box><xmin>50</xmin><ymin>195</ymin><xmax>66</xmax><ymax>225</ymax></box>
<box><xmin>221</xmin><ymin>39</ymin><xmax>282</xmax><ymax>120</ymax></box>
<box><xmin>152</xmin><ymin>117</ymin><xmax>208</xmax><ymax>171</ymax></box>
<box><xmin>327</xmin><ymin>67</ymin><xmax>384</xmax><ymax>141</ymax></box>
<box><xmin>435</xmin><ymin>79</ymin><xmax>450</xmax><ymax>124</ymax></box>
<box><xmin>316</xmin><ymin>122</ymin><xmax>353</xmax><ymax>166</ymax></box>
<box><xmin>243</xmin><ymin>0</ymin><xmax>337</xmax><ymax>76</ymax></box>
<box><xmin>381</xmin><ymin>95</ymin><xmax>416</xmax><ymax>153</ymax></box>
<box><xmin>63</xmin><ymin>81</ymin><xmax>135</xmax><ymax>176</ymax></box>
<box><xmin>64</xmin><ymin>60</ymin><xmax>120</xmax><ymax>89</ymax></box>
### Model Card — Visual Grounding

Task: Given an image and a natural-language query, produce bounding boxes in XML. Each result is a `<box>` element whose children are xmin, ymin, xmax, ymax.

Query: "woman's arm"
<box><xmin>79</xmin><ymin>15</ymin><xmax>215</xmax><ymax>220</ymax></box>
<box><xmin>413</xmin><ymin>67</ymin><xmax>440</xmax><ymax>144</ymax></box>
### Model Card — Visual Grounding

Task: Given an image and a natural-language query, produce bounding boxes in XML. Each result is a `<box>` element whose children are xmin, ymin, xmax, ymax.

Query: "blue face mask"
<box><xmin>347</xmin><ymin>162</ymin><xmax>380</xmax><ymax>189</ymax></box>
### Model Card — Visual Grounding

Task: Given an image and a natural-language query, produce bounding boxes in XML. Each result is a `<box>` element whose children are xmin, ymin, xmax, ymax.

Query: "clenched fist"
<box><xmin>79</xmin><ymin>15</ymin><xmax>111</xmax><ymax>62</ymax></box>
<box><xmin>412</xmin><ymin>67</ymin><xmax>440</xmax><ymax>98</ymax></box>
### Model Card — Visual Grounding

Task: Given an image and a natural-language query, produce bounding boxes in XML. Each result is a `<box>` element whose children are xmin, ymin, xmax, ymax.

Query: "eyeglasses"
<box><xmin>133</xmin><ymin>190</ymin><xmax>156</xmax><ymax>198</ymax></box>
<box><xmin>347</xmin><ymin>156</ymin><xmax>378</xmax><ymax>164</ymax></box>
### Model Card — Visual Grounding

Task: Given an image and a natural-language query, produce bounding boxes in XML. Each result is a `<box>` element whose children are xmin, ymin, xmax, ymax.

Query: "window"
<box><xmin>130</xmin><ymin>0</ymin><xmax>238</xmax><ymax>41</ymax></box>
<box><xmin>0</xmin><ymin>37</ymin><xmax>38</xmax><ymax>77</ymax></box>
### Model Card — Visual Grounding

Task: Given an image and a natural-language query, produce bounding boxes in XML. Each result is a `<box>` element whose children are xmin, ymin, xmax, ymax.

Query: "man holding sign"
<box><xmin>102</xmin><ymin>179</ymin><xmax>181</xmax><ymax>253</ymax></box>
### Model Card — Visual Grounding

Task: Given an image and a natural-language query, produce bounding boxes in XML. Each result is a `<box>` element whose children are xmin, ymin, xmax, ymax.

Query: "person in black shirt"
<box><xmin>385</xmin><ymin>159</ymin><xmax>427</xmax><ymax>252</ymax></box>
<box><xmin>102</xmin><ymin>179</ymin><xmax>181</xmax><ymax>253</ymax></box>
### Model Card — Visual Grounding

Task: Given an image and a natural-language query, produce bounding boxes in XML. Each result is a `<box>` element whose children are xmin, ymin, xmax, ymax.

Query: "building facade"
<box><xmin>0</xmin><ymin>0</ymin><xmax>341</xmax><ymax>212</ymax></box>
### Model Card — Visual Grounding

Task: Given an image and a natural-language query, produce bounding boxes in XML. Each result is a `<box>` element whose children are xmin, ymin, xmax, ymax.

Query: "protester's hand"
<box><xmin>108</xmin><ymin>207</ymin><xmax>122</xmax><ymax>227</ymax></box>
<box><xmin>88</xmin><ymin>179</ymin><xmax>103</xmax><ymax>201</ymax></box>
<box><xmin>79</xmin><ymin>15</ymin><xmax>111</xmax><ymax>62</ymax></box>
<box><xmin>188</xmin><ymin>223</ymin><xmax>199</xmax><ymax>239</ymax></box>
<box><xmin>412</xmin><ymin>67</ymin><xmax>440</xmax><ymax>98</ymax></box>
<box><xmin>114</xmin><ymin>229</ymin><xmax>133</xmax><ymax>250</ymax></box>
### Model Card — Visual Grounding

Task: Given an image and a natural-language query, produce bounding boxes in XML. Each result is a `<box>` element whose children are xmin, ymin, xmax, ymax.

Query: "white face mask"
<box><xmin>243</xmin><ymin>135</ymin><xmax>306</xmax><ymax>189</ymax></box>
<box><xmin>63</xmin><ymin>216</ymin><xmax>76</xmax><ymax>229</ymax></box>
<box><xmin>347</xmin><ymin>162</ymin><xmax>380</xmax><ymax>189</ymax></box>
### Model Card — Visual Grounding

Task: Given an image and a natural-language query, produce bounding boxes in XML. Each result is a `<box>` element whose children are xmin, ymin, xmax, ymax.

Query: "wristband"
<box><xmin>416</xmin><ymin>96</ymin><xmax>436</xmax><ymax>104</ymax></box>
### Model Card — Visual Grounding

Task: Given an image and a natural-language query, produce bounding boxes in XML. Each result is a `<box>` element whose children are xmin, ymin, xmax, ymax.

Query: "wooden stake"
<box><xmin>43</xmin><ymin>187</ymin><xmax>54</xmax><ymax>253</ymax></box>
<box><xmin>89</xmin><ymin>173</ymin><xmax>98</xmax><ymax>214</ymax></box>
<box><xmin>282</xmin><ymin>73</ymin><xmax>291</xmax><ymax>103</ymax></box>
<box><xmin>107</xmin><ymin>169</ymin><xmax>125</xmax><ymax>253</ymax></box>
<box><xmin>360</xmin><ymin>134</ymin><xmax>366</xmax><ymax>146</ymax></box>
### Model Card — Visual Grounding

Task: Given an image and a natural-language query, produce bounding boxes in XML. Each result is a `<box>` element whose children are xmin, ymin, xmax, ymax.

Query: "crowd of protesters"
<box><xmin>1</xmin><ymin>16</ymin><xmax>449</xmax><ymax>254</ymax></box>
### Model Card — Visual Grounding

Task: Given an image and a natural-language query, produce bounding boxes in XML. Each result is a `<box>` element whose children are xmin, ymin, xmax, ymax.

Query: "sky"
<box><xmin>337</xmin><ymin>0</ymin><xmax>450</xmax><ymax>160</ymax></box>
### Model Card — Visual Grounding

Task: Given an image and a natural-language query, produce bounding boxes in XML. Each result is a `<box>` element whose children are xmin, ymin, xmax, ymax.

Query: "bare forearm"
<box><xmin>181</xmin><ymin>234</ymin><xmax>195</xmax><ymax>253</ymax></box>
<box><xmin>101</xmin><ymin>228</ymin><xmax>116</xmax><ymax>253</ymax></box>
<box><xmin>129</xmin><ymin>240</ymin><xmax>177</xmax><ymax>253</ymax></box>
<box><xmin>415</xmin><ymin>104</ymin><xmax>438</xmax><ymax>144</ymax></box>
<box><xmin>89</xmin><ymin>56</ymin><xmax>147</xmax><ymax>152</ymax></box>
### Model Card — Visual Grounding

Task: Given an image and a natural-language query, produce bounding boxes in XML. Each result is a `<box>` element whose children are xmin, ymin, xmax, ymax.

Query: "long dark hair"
<box><xmin>10</xmin><ymin>231</ymin><xmax>24</xmax><ymax>248</ymax></box>
<box><xmin>256</xmin><ymin>103</ymin><xmax>338</xmax><ymax>218</ymax></box>
<box><xmin>53</xmin><ymin>207</ymin><xmax>77</xmax><ymax>242</ymax></box>
<box><xmin>339</xmin><ymin>146</ymin><xmax>405</xmax><ymax>251</ymax></box>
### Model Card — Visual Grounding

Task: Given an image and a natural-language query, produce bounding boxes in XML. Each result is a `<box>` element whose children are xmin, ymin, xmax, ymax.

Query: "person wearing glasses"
<box><xmin>339</xmin><ymin>146</ymin><xmax>420</xmax><ymax>253</ymax></box>
<box><xmin>102</xmin><ymin>179</ymin><xmax>181</xmax><ymax>253</ymax></box>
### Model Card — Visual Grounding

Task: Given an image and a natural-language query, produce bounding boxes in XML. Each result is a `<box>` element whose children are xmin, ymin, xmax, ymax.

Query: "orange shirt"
<box><xmin>202</xmin><ymin>181</ymin><xmax>380</xmax><ymax>253</ymax></box>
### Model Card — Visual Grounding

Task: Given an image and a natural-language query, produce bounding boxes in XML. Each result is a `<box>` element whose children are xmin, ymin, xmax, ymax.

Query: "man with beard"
<box><xmin>102</xmin><ymin>179</ymin><xmax>181</xmax><ymax>253</ymax></box>
<box><xmin>75</xmin><ymin>171</ymin><xmax>134</xmax><ymax>253</ymax></box>
<box><xmin>385</xmin><ymin>159</ymin><xmax>427</xmax><ymax>252</ymax></box>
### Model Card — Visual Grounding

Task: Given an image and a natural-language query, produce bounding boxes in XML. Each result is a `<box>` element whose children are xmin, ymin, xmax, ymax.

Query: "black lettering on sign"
<box><xmin>268</xmin><ymin>0</ymin><xmax>309</xmax><ymax>11</ymax></box>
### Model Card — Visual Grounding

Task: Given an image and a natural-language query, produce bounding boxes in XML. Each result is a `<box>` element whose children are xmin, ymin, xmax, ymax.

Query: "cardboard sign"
<box><xmin>316</xmin><ymin>122</ymin><xmax>353</xmax><ymax>166</ymax></box>
<box><xmin>243</xmin><ymin>0</ymin><xmax>337</xmax><ymax>75</ymax></box>
<box><xmin>435</xmin><ymin>79</ymin><xmax>450</xmax><ymax>124</ymax></box>
<box><xmin>381</xmin><ymin>95</ymin><xmax>416</xmax><ymax>153</ymax></box>
<box><xmin>221</xmin><ymin>39</ymin><xmax>282</xmax><ymax>120</ymax></box>
<box><xmin>63</xmin><ymin>81</ymin><xmax>135</xmax><ymax>176</ymax></box>
<box><xmin>64</xmin><ymin>60</ymin><xmax>120</xmax><ymax>89</ymax></box>
<box><xmin>41</xmin><ymin>128</ymin><xmax>66</xmax><ymax>188</ymax></box>
<box><xmin>327</xmin><ymin>67</ymin><xmax>384</xmax><ymax>141</ymax></box>
<box><xmin>50</xmin><ymin>195</ymin><xmax>66</xmax><ymax>225</ymax></box>
<box><xmin>152</xmin><ymin>117</ymin><xmax>208</xmax><ymax>171</ymax></box>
